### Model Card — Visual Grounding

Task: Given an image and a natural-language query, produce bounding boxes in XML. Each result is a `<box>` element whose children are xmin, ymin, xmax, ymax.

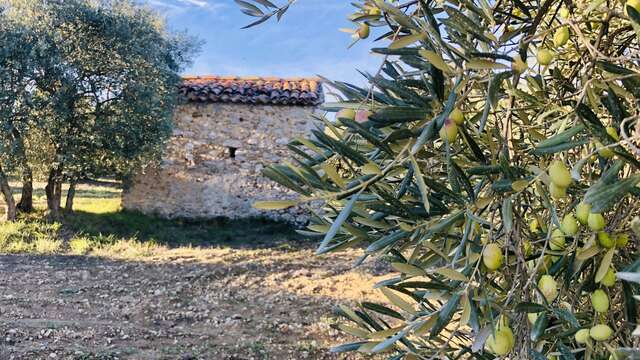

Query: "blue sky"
<box><xmin>143</xmin><ymin>0</ymin><xmax>382</xmax><ymax>86</ymax></box>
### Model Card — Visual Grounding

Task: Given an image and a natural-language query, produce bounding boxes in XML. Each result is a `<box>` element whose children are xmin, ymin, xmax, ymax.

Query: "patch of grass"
<box><xmin>0</xmin><ymin>220</ymin><xmax>62</xmax><ymax>254</ymax></box>
<box><xmin>72</xmin><ymin>197</ymin><xmax>121</xmax><ymax>214</ymax></box>
<box><xmin>0</xmin><ymin>181</ymin><xmax>305</xmax><ymax>258</ymax></box>
<box><xmin>34</xmin><ymin>236</ymin><xmax>63</xmax><ymax>253</ymax></box>
<box><xmin>68</xmin><ymin>236</ymin><xmax>93</xmax><ymax>255</ymax></box>
<box><xmin>90</xmin><ymin>238</ymin><xmax>164</xmax><ymax>259</ymax></box>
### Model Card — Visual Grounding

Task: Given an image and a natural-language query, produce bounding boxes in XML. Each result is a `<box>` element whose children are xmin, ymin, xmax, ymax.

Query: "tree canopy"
<box><xmin>0</xmin><ymin>15</ymin><xmax>43</xmax><ymax>219</ymax></box>
<box><xmin>0</xmin><ymin>0</ymin><xmax>198</xmax><ymax>218</ymax></box>
<box><xmin>243</xmin><ymin>0</ymin><xmax>640</xmax><ymax>358</ymax></box>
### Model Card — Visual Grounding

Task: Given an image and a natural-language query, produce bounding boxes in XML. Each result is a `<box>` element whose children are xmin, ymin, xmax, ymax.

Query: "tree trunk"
<box><xmin>12</xmin><ymin>128</ymin><xmax>33</xmax><ymax>212</ymax></box>
<box><xmin>45</xmin><ymin>170</ymin><xmax>54</xmax><ymax>210</ymax></box>
<box><xmin>55</xmin><ymin>178</ymin><xmax>62</xmax><ymax>204</ymax></box>
<box><xmin>65</xmin><ymin>180</ymin><xmax>76</xmax><ymax>212</ymax></box>
<box><xmin>45</xmin><ymin>167</ymin><xmax>63</xmax><ymax>219</ymax></box>
<box><xmin>0</xmin><ymin>166</ymin><xmax>17</xmax><ymax>221</ymax></box>
<box><xmin>17</xmin><ymin>167</ymin><xmax>33</xmax><ymax>213</ymax></box>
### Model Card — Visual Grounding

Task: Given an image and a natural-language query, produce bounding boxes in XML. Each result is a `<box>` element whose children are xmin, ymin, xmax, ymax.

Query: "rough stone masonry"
<box><xmin>122</xmin><ymin>76</ymin><xmax>323</xmax><ymax>224</ymax></box>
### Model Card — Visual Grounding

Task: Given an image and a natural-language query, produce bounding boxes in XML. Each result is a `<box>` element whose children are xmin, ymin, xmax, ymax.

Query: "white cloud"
<box><xmin>142</xmin><ymin>0</ymin><xmax>226</xmax><ymax>12</ymax></box>
<box><xmin>176</xmin><ymin>0</ymin><xmax>209</xmax><ymax>7</ymax></box>
<box><xmin>145</xmin><ymin>0</ymin><xmax>180</xmax><ymax>9</ymax></box>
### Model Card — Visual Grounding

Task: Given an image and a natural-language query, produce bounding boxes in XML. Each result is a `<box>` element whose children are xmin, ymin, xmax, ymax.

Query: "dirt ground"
<box><xmin>0</xmin><ymin>243</ymin><xmax>388</xmax><ymax>359</ymax></box>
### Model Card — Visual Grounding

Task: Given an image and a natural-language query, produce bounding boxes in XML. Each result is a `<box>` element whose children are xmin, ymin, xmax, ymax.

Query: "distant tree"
<box><xmin>2</xmin><ymin>0</ymin><xmax>199</xmax><ymax>217</ymax></box>
<box><xmin>0</xmin><ymin>13</ymin><xmax>41</xmax><ymax>220</ymax></box>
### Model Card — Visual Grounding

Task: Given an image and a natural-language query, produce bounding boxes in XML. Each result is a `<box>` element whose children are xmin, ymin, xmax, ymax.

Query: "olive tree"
<box><xmin>242</xmin><ymin>0</ymin><xmax>640</xmax><ymax>358</ymax></box>
<box><xmin>2</xmin><ymin>0</ymin><xmax>197</xmax><ymax>217</ymax></box>
<box><xmin>0</xmin><ymin>13</ymin><xmax>42</xmax><ymax>219</ymax></box>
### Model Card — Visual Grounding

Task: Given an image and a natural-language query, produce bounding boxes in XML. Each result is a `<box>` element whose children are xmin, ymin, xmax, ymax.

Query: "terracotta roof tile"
<box><xmin>180</xmin><ymin>76</ymin><xmax>324</xmax><ymax>106</ymax></box>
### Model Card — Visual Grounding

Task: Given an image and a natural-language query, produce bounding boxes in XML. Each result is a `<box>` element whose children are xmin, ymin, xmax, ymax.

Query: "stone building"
<box><xmin>122</xmin><ymin>75</ymin><xmax>323</xmax><ymax>223</ymax></box>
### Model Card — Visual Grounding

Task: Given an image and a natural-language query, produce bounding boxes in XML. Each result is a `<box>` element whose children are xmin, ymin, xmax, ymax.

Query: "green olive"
<box><xmin>591</xmin><ymin>289</ymin><xmax>609</xmax><ymax>313</ymax></box>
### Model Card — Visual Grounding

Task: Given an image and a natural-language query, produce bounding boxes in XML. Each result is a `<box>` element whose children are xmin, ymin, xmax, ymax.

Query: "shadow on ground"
<box><xmin>65</xmin><ymin>210</ymin><xmax>310</xmax><ymax>250</ymax></box>
<box><xmin>4</xmin><ymin>180</ymin><xmax>310</xmax><ymax>250</ymax></box>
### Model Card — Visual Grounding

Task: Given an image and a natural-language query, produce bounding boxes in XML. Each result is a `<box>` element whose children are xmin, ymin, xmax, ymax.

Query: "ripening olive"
<box><xmin>590</xmin><ymin>324</ymin><xmax>613</xmax><ymax>341</ymax></box>
<box><xmin>588</xmin><ymin>213</ymin><xmax>606</xmax><ymax>231</ymax></box>
<box><xmin>439</xmin><ymin>118</ymin><xmax>458</xmax><ymax>143</ymax></box>
<box><xmin>483</xmin><ymin>243</ymin><xmax>503</xmax><ymax>271</ymax></box>
<box><xmin>538</xmin><ymin>275</ymin><xmax>558</xmax><ymax>302</ymax></box>
<box><xmin>549</xmin><ymin>161</ymin><xmax>572</xmax><ymax>188</ymax></box>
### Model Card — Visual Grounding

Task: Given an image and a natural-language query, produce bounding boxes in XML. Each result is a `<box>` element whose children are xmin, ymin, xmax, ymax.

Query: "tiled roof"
<box><xmin>180</xmin><ymin>76</ymin><xmax>323</xmax><ymax>106</ymax></box>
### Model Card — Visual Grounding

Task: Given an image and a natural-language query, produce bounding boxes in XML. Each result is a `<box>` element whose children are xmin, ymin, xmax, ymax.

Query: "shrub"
<box><xmin>245</xmin><ymin>0</ymin><xmax>640</xmax><ymax>358</ymax></box>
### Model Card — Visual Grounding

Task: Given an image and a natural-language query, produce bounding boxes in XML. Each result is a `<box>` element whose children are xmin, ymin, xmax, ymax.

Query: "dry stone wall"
<box><xmin>122</xmin><ymin>103</ymin><xmax>319</xmax><ymax>224</ymax></box>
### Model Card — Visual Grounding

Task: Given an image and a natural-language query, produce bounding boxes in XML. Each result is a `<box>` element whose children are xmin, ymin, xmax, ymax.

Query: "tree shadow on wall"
<box><xmin>64</xmin><ymin>209</ymin><xmax>311</xmax><ymax>250</ymax></box>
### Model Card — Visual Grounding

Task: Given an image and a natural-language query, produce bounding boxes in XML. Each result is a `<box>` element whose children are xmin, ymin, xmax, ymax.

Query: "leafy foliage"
<box><xmin>0</xmin><ymin>0</ymin><xmax>198</xmax><ymax>216</ymax></box>
<box><xmin>0</xmin><ymin>14</ymin><xmax>42</xmax><ymax>218</ymax></box>
<box><xmin>243</xmin><ymin>0</ymin><xmax>640</xmax><ymax>358</ymax></box>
